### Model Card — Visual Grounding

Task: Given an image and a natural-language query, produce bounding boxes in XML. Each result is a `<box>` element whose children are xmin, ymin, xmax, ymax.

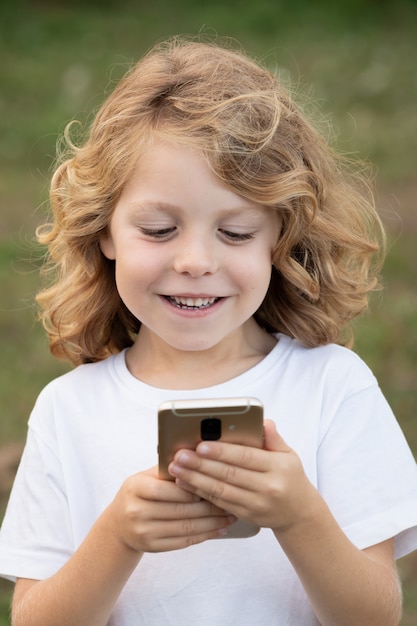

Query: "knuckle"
<box><xmin>123</xmin><ymin>473</ymin><xmax>155</xmax><ymax>500</ymax></box>
<box><xmin>208</xmin><ymin>481</ymin><xmax>226</xmax><ymax>502</ymax></box>
<box><xmin>122</xmin><ymin>474</ymin><xmax>137</xmax><ymax>496</ymax></box>
<box><xmin>266</xmin><ymin>477</ymin><xmax>284</xmax><ymax>499</ymax></box>
<box><xmin>184</xmin><ymin>534</ymin><xmax>200</xmax><ymax>548</ymax></box>
<box><xmin>174</xmin><ymin>502</ymin><xmax>187</xmax><ymax>518</ymax></box>
<box><xmin>239</xmin><ymin>445</ymin><xmax>254</xmax><ymax>466</ymax></box>
<box><xmin>181</xmin><ymin>518</ymin><xmax>195</xmax><ymax>535</ymax></box>
<box><xmin>220</xmin><ymin>463</ymin><xmax>237</xmax><ymax>483</ymax></box>
<box><xmin>125</xmin><ymin>502</ymin><xmax>140</xmax><ymax>524</ymax></box>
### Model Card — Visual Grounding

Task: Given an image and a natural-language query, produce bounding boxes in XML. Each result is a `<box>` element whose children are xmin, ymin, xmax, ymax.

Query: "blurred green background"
<box><xmin>1</xmin><ymin>0</ymin><xmax>416</xmax><ymax>623</ymax></box>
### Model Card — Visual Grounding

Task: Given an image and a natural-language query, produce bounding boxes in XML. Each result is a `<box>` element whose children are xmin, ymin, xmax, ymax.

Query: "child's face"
<box><xmin>100</xmin><ymin>139</ymin><xmax>281</xmax><ymax>356</ymax></box>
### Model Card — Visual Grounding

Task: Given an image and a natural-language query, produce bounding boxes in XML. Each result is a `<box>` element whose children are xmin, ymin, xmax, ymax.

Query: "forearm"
<box><xmin>11</xmin><ymin>469</ymin><xmax>233</xmax><ymax>626</ymax></box>
<box><xmin>275</xmin><ymin>494</ymin><xmax>402</xmax><ymax>626</ymax></box>
<box><xmin>168</xmin><ymin>427</ymin><xmax>402</xmax><ymax>624</ymax></box>
<box><xmin>12</xmin><ymin>509</ymin><xmax>142</xmax><ymax>626</ymax></box>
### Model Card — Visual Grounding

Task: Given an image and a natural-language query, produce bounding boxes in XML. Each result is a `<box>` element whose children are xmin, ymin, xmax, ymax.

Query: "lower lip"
<box><xmin>161</xmin><ymin>296</ymin><xmax>225</xmax><ymax>317</ymax></box>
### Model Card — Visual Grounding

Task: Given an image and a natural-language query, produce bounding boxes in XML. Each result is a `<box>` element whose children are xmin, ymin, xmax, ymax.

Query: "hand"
<box><xmin>106</xmin><ymin>466</ymin><xmax>237</xmax><ymax>554</ymax></box>
<box><xmin>168</xmin><ymin>420</ymin><xmax>318</xmax><ymax>533</ymax></box>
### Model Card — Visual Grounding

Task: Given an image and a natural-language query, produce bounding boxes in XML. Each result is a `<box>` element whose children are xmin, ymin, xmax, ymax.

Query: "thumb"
<box><xmin>142</xmin><ymin>465</ymin><xmax>160</xmax><ymax>479</ymax></box>
<box><xmin>263</xmin><ymin>419</ymin><xmax>292</xmax><ymax>453</ymax></box>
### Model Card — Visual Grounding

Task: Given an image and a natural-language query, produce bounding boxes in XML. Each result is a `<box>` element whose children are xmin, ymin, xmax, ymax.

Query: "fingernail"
<box><xmin>197</xmin><ymin>443</ymin><xmax>210</xmax><ymax>455</ymax></box>
<box><xmin>176</xmin><ymin>451</ymin><xmax>190</xmax><ymax>464</ymax></box>
<box><xmin>169</xmin><ymin>463</ymin><xmax>180</xmax><ymax>476</ymax></box>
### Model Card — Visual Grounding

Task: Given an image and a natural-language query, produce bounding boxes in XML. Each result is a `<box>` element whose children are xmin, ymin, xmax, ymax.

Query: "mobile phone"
<box><xmin>158</xmin><ymin>397</ymin><xmax>264</xmax><ymax>539</ymax></box>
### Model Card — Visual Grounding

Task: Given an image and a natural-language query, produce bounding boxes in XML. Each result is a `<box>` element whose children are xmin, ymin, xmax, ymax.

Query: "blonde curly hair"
<box><xmin>36</xmin><ymin>36</ymin><xmax>385</xmax><ymax>365</ymax></box>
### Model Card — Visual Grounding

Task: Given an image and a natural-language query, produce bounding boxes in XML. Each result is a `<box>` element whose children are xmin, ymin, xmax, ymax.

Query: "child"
<box><xmin>1</xmin><ymin>37</ymin><xmax>417</xmax><ymax>626</ymax></box>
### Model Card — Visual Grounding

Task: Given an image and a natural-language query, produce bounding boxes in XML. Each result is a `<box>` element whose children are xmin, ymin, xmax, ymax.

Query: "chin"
<box><xmin>172</xmin><ymin>341</ymin><xmax>219</xmax><ymax>353</ymax></box>
<box><xmin>164</xmin><ymin>334</ymin><xmax>226</xmax><ymax>353</ymax></box>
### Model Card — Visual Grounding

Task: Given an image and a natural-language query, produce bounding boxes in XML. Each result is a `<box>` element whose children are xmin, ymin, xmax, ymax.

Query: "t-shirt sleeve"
<box><xmin>316</xmin><ymin>381</ymin><xmax>417</xmax><ymax>559</ymax></box>
<box><xmin>0</xmin><ymin>418</ymin><xmax>74</xmax><ymax>581</ymax></box>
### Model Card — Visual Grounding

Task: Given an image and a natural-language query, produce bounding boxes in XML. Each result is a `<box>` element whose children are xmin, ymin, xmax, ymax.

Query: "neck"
<box><xmin>126</xmin><ymin>322</ymin><xmax>277</xmax><ymax>389</ymax></box>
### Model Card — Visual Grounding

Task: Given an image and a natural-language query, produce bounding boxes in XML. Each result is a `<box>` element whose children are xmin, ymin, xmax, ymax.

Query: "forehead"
<box><xmin>111</xmin><ymin>138</ymin><xmax>283</xmax><ymax>239</ymax></box>
<box><xmin>118</xmin><ymin>138</ymin><xmax>257</xmax><ymax>210</ymax></box>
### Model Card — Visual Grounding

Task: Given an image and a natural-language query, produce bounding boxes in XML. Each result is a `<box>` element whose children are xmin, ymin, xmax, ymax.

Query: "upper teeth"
<box><xmin>171</xmin><ymin>296</ymin><xmax>217</xmax><ymax>308</ymax></box>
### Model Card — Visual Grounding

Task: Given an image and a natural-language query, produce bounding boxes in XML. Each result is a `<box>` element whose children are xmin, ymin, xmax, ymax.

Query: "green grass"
<box><xmin>0</xmin><ymin>580</ymin><xmax>11</xmax><ymax>626</ymax></box>
<box><xmin>1</xmin><ymin>1</ymin><xmax>416</xmax><ymax>623</ymax></box>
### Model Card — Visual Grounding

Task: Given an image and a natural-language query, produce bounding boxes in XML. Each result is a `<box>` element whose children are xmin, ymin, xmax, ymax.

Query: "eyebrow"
<box><xmin>126</xmin><ymin>201</ymin><xmax>176</xmax><ymax>215</ymax></box>
<box><xmin>126</xmin><ymin>200</ymin><xmax>266</xmax><ymax>219</ymax></box>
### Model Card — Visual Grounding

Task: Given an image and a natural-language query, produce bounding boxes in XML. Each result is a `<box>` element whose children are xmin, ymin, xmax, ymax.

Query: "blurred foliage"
<box><xmin>1</xmin><ymin>0</ymin><xmax>416</xmax><ymax>622</ymax></box>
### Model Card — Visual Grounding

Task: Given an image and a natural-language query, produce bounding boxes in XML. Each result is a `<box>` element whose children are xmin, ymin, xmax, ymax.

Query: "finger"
<box><xmin>192</xmin><ymin>421</ymin><xmax>291</xmax><ymax>468</ymax></box>
<box><xmin>145</xmin><ymin>515</ymin><xmax>236</xmax><ymax>552</ymax></box>
<box><xmin>145</xmin><ymin>499</ymin><xmax>232</xmax><ymax>521</ymax></box>
<box><xmin>176</xmin><ymin>441</ymin><xmax>268</xmax><ymax>474</ymax></box>
<box><xmin>263</xmin><ymin>420</ymin><xmax>293</xmax><ymax>453</ymax></box>
<box><xmin>126</xmin><ymin>467</ymin><xmax>202</xmax><ymax>503</ymax></box>
<box><xmin>171</xmin><ymin>452</ymin><xmax>260</xmax><ymax>492</ymax></box>
<box><xmin>171</xmin><ymin>462</ymin><xmax>258</xmax><ymax>519</ymax></box>
<box><xmin>175</xmin><ymin>473</ymin><xmax>250</xmax><ymax>513</ymax></box>
<box><xmin>162</xmin><ymin>514</ymin><xmax>237</xmax><ymax>538</ymax></box>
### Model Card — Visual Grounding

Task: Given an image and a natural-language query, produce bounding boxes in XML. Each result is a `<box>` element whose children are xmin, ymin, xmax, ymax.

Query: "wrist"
<box><xmin>272</xmin><ymin>483</ymin><xmax>328</xmax><ymax>539</ymax></box>
<box><xmin>100</xmin><ymin>503</ymin><xmax>145</xmax><ymax>561</ymax></box>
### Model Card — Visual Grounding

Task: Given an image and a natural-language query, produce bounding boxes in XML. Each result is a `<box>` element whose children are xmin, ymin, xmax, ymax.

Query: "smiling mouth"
<box><xmin>165</xmin><ymin>296</ymin><xmax>221</xmax><ymax>310</ymax></box>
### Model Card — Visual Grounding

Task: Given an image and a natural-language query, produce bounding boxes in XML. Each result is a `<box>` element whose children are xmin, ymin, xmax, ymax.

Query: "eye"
<box><xmin>139</xmin><ymin>226</ymin><xmax>177</xmax><ymax>240</ymax></box>
<box><xmin>219</xmin><ymin>229</ymin><xmax>255</xmax><ymax>243</ymax></box>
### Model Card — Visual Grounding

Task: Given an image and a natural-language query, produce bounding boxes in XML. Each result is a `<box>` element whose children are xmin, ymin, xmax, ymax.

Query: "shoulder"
<box><xmin>30</xmin><ymin>351</ymin><xmax>125</xmax><ymax>421</ymax></box>
<box><xmin>43</xmin><ymin>351</ymin><xmax>122</xmax><ymax>390</ymax></box>
<box><xmin>277</xmin><ymin>333</ymin><xmax>376</xmax><ymax>393</ymax></box>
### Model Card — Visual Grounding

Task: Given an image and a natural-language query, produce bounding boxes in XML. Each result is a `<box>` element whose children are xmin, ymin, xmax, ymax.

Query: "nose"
<box><xmin>173</xmin><ymin>233</ymin><xmax>219</xmax><ymax>277</ymax></box>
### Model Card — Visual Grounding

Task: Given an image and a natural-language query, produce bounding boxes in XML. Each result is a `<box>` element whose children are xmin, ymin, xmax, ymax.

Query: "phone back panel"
<box><xmin>158</xmin><ymin>397</ymin><xmax>263</xmax><ymax>539</ymax></box>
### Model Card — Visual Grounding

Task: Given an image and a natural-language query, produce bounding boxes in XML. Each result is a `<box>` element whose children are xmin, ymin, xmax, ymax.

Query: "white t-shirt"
<box><xmin>1</xmin><ymin>334</ymin><xmax>417</xmax><ymax>625</ymax></box>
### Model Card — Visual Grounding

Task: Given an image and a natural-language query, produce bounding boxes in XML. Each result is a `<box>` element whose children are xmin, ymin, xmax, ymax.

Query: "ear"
<box><xmin>99</xmin><ymin>232</ymin><xmax>116</xmax><ymax>260</ymax></box>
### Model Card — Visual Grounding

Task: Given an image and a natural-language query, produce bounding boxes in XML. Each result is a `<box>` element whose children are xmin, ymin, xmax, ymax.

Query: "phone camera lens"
<box><xmin>201</xmin><ymin>417</ymin><xmax>222</xmax><ymax>440</ymax></box>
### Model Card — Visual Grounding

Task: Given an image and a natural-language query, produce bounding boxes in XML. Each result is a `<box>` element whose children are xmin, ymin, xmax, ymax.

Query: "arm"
<box><xmin>275</xmin><ymin>500</ymin><xmax>401</xmax><ymax>626</ymax></box>
<box><xmin>169</xmin><ymin>420</ymin><xmax>402</xmax><ymax>626</ymax></box>
<box><xmin>11</xmin><ymin>467</ymin><xmax>236</xmax><ymax>626</ymax></box>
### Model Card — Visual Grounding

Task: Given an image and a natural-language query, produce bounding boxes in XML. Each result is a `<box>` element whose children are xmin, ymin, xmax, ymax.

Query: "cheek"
<box><xmin>236</xmin><ymin>252</ymin><xmax>273</xmax><ymax>293</ymax></box>
<box><xmin>114</xmin><ymin>245</ymin><xmax>171</xmax><ymax>305</ymax></box>
<box><xmin>113</xmin><ymin>251</ymin><xmax>150</xmax><ymax>293</ymax></box>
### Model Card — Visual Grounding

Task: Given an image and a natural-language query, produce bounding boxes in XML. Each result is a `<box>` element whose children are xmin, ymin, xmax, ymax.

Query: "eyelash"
<box><xmin>219</xmin><ymin>229</ymin><xmax>255</xmax><ymax>242</ymax></box>
<box><xmin>139</xmin><ymin>227</ymin><xmax>255</xmax><ymax>242</ymax></box>
<box><xmin>140</xmin><ymin>227</ymin><xmax>176</xmax><ymax>239</ymax></box>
